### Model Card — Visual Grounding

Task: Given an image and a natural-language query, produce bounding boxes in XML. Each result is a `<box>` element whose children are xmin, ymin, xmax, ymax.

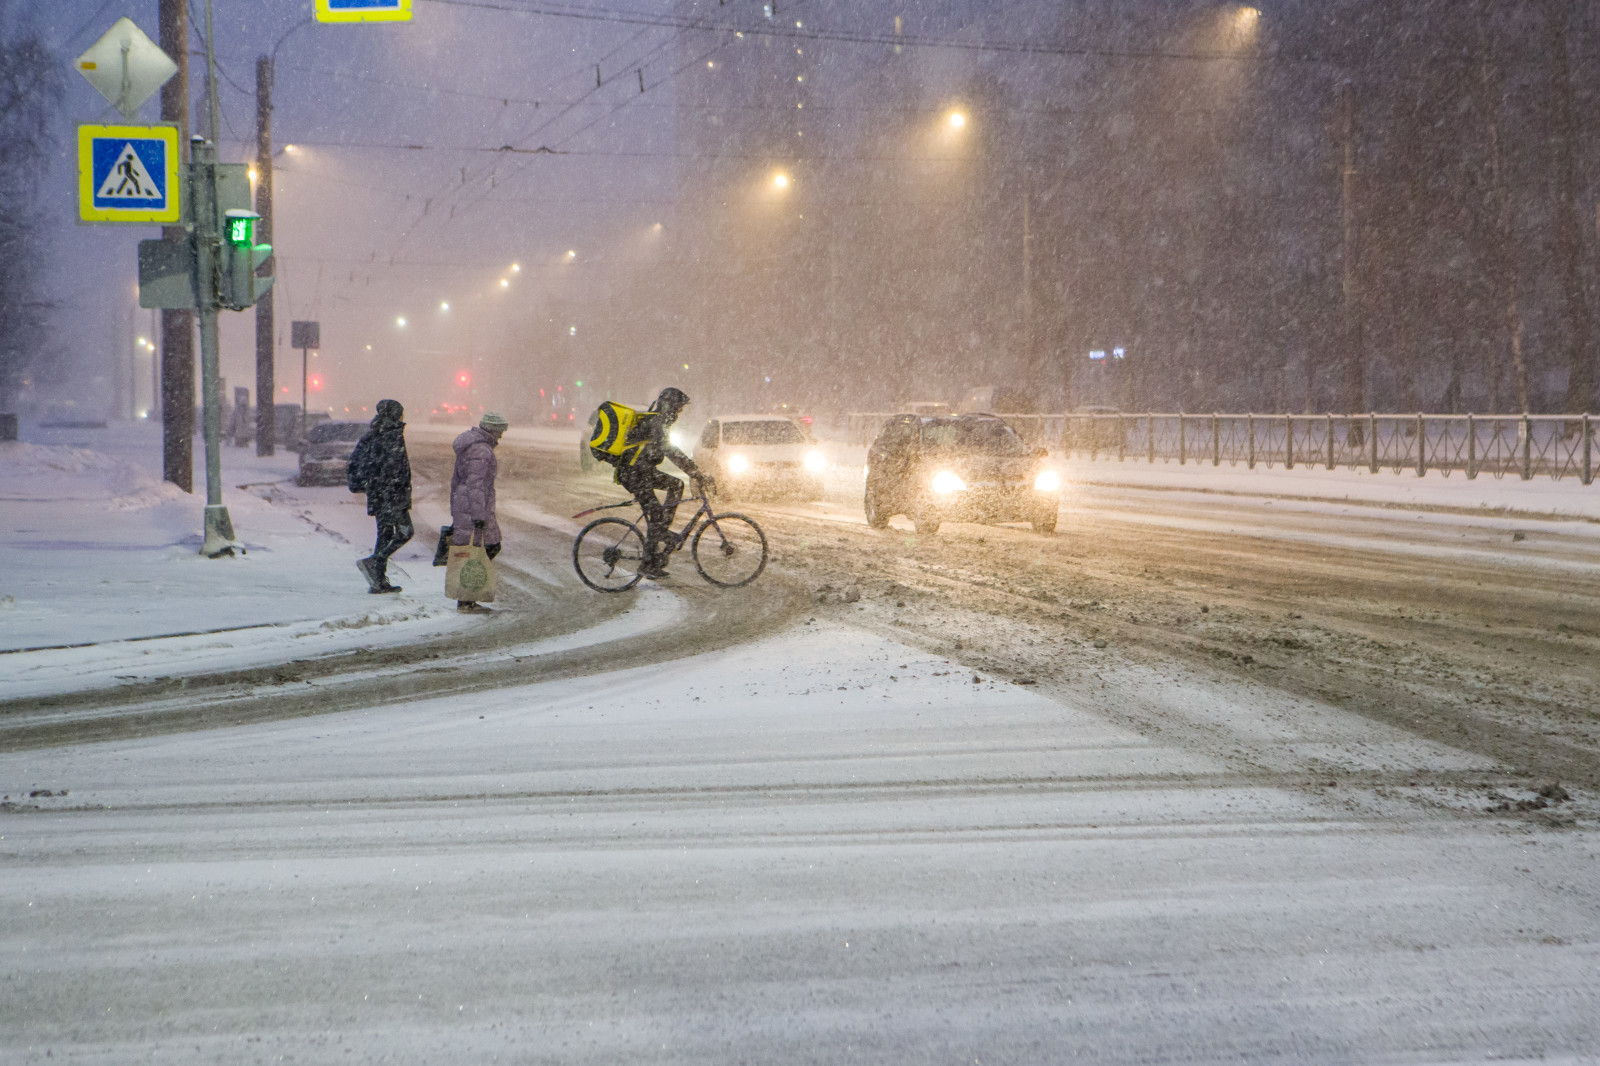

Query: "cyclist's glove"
<box><xmin>697</xmin><ymin>474</ymin><xmax>719</xmax><ymax>496</ymax></box>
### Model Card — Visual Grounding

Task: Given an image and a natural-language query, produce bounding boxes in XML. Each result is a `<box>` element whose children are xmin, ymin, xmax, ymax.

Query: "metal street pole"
<box><xmin>193</xmin><ymin>137</ymin><xmax>234</xmax><ymax>556</ymax></box>
<box><xmin>254</xmin><ymin>56</ymin><xmax>275</xmax><ymax>455</ymax></box>
<box><xmin>196</xmin><ymin>0</ymin><xmax>234</xmax><ymax>556</ymax></box>
<box><xmin>158</xmin><ymin>0</ymin><xmax>193</xmax><ymax>491</ymax></box>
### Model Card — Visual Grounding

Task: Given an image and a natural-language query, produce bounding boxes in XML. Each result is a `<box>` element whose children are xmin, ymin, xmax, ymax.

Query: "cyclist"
<box><xmin>614</xmin><ymin>387</ymin><xmax>715</xmax><ymax>579</ymax></box>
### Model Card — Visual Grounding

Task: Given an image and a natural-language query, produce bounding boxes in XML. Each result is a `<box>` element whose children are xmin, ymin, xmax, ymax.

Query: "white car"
<box><xmin>695</xmin><ymin>414</ymin><xmax>827</xmax><ymax>500</ymax></box>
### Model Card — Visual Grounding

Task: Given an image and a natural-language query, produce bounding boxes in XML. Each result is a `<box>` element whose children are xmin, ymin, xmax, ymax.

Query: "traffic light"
<box><xmin>219</xmin><ymin>209</ymin><xmax>274</xmax><ymax>311</ymax></box>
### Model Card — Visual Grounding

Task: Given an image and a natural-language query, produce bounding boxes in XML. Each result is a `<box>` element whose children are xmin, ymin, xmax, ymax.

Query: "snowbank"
<box><xmin>0</xmin><ymin>426</ymin><xmax>467</xmax><ymax>696</ymax></box>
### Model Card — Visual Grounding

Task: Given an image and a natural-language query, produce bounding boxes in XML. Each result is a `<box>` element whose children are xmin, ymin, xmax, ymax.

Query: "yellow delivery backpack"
<box><xmin>588</xmin><ymin>401</ymin><xmax>650</xmax><ymax>465</ymax></box>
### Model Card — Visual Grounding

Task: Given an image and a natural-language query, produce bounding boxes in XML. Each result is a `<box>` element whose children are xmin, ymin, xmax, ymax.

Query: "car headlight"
<box><xmin>803</xmin><ymin>450</ymin><xmax>827</xmax><ymax>473</ymax></box>
<box><xmin>727</xmin><ymin>453</ymin><xmax>750</xmax><ymax>474</ymax></box>
<box><xmin>1034</xmin><ymin>470</ymin><xmax>1061</xmax><ymax>493</ymax></box>
<box><xmin>668</xmin><ymin>430</ymin><xmax>684</xmax><ymax>449</ymax></box>
<box><xmin>930</xmin><ymin>470</ymin><xmax>966</xmax><ymax>495</ymax></box>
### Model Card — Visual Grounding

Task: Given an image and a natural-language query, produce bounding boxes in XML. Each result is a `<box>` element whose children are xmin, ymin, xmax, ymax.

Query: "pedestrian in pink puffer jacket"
<box><xmin>449</xmin><ymin>412</ymin><xmax>507</xmax><ymax>613</ymax></box>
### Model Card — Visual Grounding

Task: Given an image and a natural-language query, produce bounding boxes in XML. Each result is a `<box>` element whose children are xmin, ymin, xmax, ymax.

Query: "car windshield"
<box><xmin>922</xmin><ymin>419</ymin><xmax>1030</xmax><ymax>456</ymax></box>
<box><xmin>309</xmin><ymin>422</ymin><xmax>367</xmax><ymax>443</ymax></box>
<box><xmin>721</xmin><ymin>420</ymin><xmax>804</xmax><ymax>445</ymax></box>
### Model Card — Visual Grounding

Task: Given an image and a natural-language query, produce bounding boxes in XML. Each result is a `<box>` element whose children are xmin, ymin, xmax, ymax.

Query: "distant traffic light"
<box><xmin>456</xmin><ymin>370</ymin><xmax>471</xmax><ymax>387</ymax></box>
<box><xmin>308</xmin><ymin>373</ymin><xmax>324</xmax><ymax>391</ymax></box>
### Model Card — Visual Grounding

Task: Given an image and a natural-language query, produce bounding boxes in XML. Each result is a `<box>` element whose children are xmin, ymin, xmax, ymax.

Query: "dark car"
<box><xmin>864</xmin><ymin>413</ymin><xmax>1061</xmax><ymax>534</ymax></box>
<box><xmin>296</xmin><ymin>420</ymin><xmax>367</xmax><ymax>487</ymax></box>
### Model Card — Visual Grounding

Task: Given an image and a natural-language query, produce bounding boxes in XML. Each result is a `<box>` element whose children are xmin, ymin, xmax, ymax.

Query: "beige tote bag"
<box><xmin>444</xmin><ymin>533</ymin><xmax>497</xmax><ymax>602</ymax></box>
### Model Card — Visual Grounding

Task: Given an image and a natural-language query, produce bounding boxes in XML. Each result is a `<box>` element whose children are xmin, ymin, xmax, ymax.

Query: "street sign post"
<box><xmin>78</xmin><ymin>123</ymin><xmax>181</xmax><ymax>224</ymax></box>
<box><xmin>315</xmin><ymin>0</ymin><xmax>412</xmax><ymax>23</ymax></box>
<box><xmin>76</xmin><ymin>18</ymin><xmax>178</xmax><ymax>120</ymax></box>
<box><xmin>291</xmin><ymin>322</ymin><xmax>321</xmax><ymax>443</ymax></box>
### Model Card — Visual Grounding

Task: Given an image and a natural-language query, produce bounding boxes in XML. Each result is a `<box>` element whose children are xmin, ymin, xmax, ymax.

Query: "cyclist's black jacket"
<box><xmin>617</xmin><ymin>411</ymin><xmax>703</xmax><ymax>481</ymax></box>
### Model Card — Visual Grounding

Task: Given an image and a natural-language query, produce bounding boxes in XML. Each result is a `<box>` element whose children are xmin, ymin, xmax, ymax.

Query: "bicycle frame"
<box><xmin>573</xmin><ymin>489</ymin><xmax>717</xmax><ymax>555</ymax></box>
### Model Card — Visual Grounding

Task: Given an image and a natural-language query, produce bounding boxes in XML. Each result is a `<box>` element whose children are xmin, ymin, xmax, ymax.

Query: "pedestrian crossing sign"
<box><xmin>78</xmin><ymin>124</ymin><xmax>180</xmax><ymax>224</ymax></box>
<box><xmin>316</xmin><ymin>0</ymin><xmax>412</xmax><ymax>22</ymax></box>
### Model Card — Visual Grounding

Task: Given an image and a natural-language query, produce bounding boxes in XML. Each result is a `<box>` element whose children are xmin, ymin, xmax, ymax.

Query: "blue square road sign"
<box><xmin>316</xmin><ymin>0</ymin><xmax>412</xmax><ymax>22</ymax></box>
<box><xmin>78</xmin><ymin>123</ymin><xmax>180</xmax><ymax>224</ymax></box>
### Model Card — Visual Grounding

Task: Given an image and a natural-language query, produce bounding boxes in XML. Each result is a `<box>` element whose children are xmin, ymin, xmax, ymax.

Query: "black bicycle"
<box><xmin>572</xmin><ymin>486</ymin><xmax>768</xmax><ymax>592</ymax></box>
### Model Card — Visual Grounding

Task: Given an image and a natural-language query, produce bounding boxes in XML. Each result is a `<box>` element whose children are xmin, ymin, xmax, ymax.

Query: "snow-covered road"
<box><xmin>5</xmin><ymin>621</ymin><xmax>1598</xmax><ymax>1063</ymax></box>
<box><xmin>3</xmin><ymin>426</ymin><xmax>1599</xmax><ymax>1062</ymax></box>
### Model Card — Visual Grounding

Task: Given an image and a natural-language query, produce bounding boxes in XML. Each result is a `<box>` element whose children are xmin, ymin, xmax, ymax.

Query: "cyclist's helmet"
<box><xmin>651</xmin><ymin>387</ymin><xmax>690</xmax><ymax>417</ymax></box>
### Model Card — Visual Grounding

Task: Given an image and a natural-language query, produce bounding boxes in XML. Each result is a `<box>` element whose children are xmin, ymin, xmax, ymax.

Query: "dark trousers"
<box><xmin>371</xmin><ymin>510</ymin><xmax>414</xmax><ymax>579</ymax></box>
<box><xmin>617</xmin><ymin>464</ymin><xmax>682</xmax><ymax>562</ymax></box>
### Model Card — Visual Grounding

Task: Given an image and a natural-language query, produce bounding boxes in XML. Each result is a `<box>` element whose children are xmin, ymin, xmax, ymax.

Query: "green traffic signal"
<box><xmin>226</xmin><ymin>215</ymin><xmax>252</xmax><ymax>246</ymax></box>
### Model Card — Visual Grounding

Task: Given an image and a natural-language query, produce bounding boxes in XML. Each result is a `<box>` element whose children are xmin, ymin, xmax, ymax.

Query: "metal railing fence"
<box><xmin>841</xmin><ymin>412</ymin><xmax>1597</xmax><ymax>484</ymax></box>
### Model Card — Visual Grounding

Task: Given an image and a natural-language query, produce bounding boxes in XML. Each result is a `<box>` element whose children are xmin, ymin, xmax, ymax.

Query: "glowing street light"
<box><xmin>565</xmin><ymin>249</ymin><xmax>577</xmax><ymax>260</ymax></box>
<box><xmin>396</xmin><ymin>316</ymin><xmax>406</xmax><ymax>327</ymax></box>
<box><xmin>773</xmin><ymin>172</ymin><xmax>790</xmax><ymax>190</ymax></box>
<box><xmin>948</xmin><ymin>110</ymin><xmax>967</xmax><ymax>129</ymax></box>
<box><xmin>440</xmin><ymin>301</ymin><xmax>450</xmax><ymax>311</ymax></box>
<box><xmin>499</xmin><ymin>278</ymin><xmax>509</xmax><ymax>288</ymax></box>
<box><xmin>510</xmin><ymin>262</ymin><xmax>520</xmax><ymax>272</ymax></box>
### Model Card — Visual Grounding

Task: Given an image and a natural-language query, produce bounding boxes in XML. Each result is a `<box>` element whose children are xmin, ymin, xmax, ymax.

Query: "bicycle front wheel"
<box><xmin>573</xmin><ymin>516</ymin><xmax>646</xmax><ymax>592</ymax></box>
<box><xmin>692</xmin><ymin>512</ymin><xmax>768</xmax><ymax>588</ymax></box>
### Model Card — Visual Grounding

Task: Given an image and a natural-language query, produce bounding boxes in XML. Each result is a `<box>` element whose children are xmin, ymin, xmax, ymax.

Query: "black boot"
<box><xmin>370</xmin><ymin>557</ymin><xmax>401</xmax><ymax>594</ymax></box>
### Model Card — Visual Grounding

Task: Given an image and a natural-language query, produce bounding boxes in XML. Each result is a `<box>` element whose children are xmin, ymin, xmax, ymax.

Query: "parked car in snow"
<box><xmin>296</xmin><ymin>420</ymin><xmax>367</xmax><ymax>486</ymax></box>
<box><xmin>864</xmin><ymin>413</ymin><xmax>1060</xmax><ymax>534</ymax></box>
<box><xmin>695</xmin><ymin>414</ymin><xmax>827</xmax><ymax>499</ymax></box>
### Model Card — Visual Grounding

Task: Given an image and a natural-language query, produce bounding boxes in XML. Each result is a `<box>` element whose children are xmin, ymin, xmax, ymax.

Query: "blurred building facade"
<box><xmin>666</xmin><ymin>0</ymin><xmax>1599</xmax><ymax>415</ymax></box>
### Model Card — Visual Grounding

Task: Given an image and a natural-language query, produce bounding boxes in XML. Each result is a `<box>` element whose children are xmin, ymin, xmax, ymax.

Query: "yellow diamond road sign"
<box><xmin>316</xmin><ymin>0</ymin><xmax>412</xmax><ymax>22</ymax></box>
<box><xmin>78</xmin><ymin>124</ymin><xmax>180</xmax><ymax>225</ymax></box>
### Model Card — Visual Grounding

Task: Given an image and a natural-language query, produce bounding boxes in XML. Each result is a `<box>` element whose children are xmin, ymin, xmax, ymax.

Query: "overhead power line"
<box><xmin>418</xmin><ymin>0</ymin><xmax>1271</xmax><ymax>65</ymax></box>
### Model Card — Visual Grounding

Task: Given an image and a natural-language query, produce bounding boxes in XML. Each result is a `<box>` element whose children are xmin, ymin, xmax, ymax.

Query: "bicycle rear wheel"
<box><xmin>691</xmin><ymin>512</ymin><xmax>768</xmax><ymax>588</ymax></box>
<box><xmin>573</xmin><ymin>516</ymin><xmax>646</xmax><ymax>592</ymax></box>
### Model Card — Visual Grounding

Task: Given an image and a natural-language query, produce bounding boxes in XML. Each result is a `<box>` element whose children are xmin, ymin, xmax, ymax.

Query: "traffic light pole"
<box><xmin>196</xmin><ymin>0</ymin><xmax>235</xmax><ymax>556</ymax></box>
<box><xmin>191</xmin><ymin>137</ymin><xmax>235</xmax><ymax>557</ymax></box>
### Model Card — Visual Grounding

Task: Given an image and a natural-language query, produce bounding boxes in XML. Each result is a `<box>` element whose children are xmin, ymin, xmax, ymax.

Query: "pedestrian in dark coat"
<box><xmin>449</xmin><ymin>411</ymin><xmax>506</xmax><ymax>613</ymax></box>
<box><xmin>348</xmin><ymin>399</ymin><xmax>413</xmax><ymax>593</ymax></box>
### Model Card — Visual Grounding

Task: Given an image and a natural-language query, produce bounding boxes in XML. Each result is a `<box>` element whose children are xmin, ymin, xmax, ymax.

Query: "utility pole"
<box><xmin>158</xmin><ymin>0</ymin><xmax>192</xmax><ymax>491</ymax></box>
<box><xmin>1340</xmin><ymin>80</ymin><xmax>1365</xmax><ymax>416</ymax></box>
<box><xmin>1547</xmin><ymin>0</ymin><xmax>1593</xmax><ymax>413</ymax></box>
<box><xmin>254</xmin><ymin>56</ymin><xmax>276</xmax><ymax>455</ymax></box>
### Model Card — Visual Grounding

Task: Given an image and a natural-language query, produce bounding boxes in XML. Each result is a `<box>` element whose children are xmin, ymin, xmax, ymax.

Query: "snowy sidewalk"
<box><xmin>0</xmin><ymin>422</ymin><xmax>467</xmax><ymax>697</ymax></box>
